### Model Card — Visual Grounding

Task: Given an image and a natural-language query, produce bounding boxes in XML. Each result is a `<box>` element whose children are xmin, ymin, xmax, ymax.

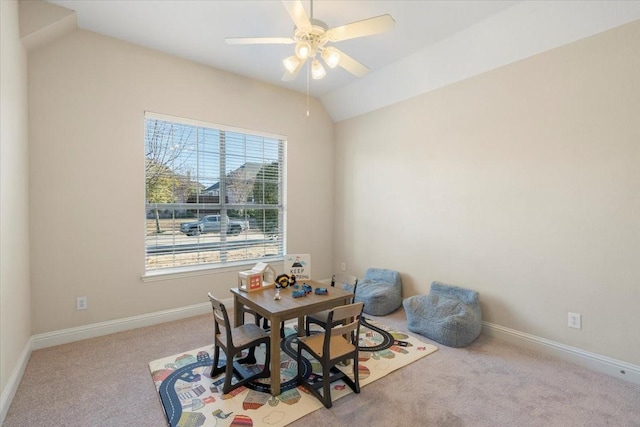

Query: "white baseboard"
<box><xmin>0</xmin><ymin>339</ymin><xmax>32</xmax><ymax>425</ymax></box>
<box><xmin>31</xmin><ymin>301</ymin><xmax>220</xmax><ymax>350</ymax></box>
<box><xmin>482</xmin><ymin>321</ymin><xmax>640</xmax><ymax>385</ymax></box>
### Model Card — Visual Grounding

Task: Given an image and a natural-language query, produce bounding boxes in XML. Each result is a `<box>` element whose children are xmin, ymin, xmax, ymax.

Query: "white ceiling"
<box><xmin>46</xmin><ymin>1</ymin><xmax>640</xmax><ymax>121</ymax></box>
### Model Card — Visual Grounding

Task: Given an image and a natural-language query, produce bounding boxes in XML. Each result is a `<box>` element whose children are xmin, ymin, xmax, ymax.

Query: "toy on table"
<box><xmin>292</xmin><ymin>289</ymin><xmax>307</xmax><ymax>298</ymax></box>
<box><xmin>238</xmin><ymin>262</ymin><xmax>276</xmax><ymax>292</ymax></box>
<box><xmin>314</xmin><ymin>287</ymin><xmax>328</xmax><ymax>295</ymax></box>
<box><xmin>275</xmin><ymin>274</ymin><xmax>290</xmax><ymax>289</ymax></box>
<box><xmin>274</xmin><ymin>273</ymin><xmax>296</xmax><ymax>300</ymax></box>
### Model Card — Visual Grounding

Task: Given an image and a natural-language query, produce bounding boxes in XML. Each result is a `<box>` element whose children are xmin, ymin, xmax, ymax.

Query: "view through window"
<box><xmin>145</xmin><ymin>113</ymin><xmax>285</xmax><ymax>272</ymax></box>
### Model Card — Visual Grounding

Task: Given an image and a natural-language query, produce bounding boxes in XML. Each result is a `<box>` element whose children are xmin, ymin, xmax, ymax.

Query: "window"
<box><xmin>144</xmin><ymin>112</ymin><xmax>286</xmax><ymax>273</ymax></box>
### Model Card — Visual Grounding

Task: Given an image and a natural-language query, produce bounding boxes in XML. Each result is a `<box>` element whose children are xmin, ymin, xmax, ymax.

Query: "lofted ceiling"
<box><xmin>45</xmin><ymin>1</ymin><xmax>640</xmax><ymax>121</ymax></box>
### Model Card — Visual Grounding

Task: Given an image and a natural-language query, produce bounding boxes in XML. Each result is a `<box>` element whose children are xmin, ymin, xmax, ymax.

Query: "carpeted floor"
<box><xmin>4</xmin><ymin>308</ymin><xmax>640</xmax><ymax>426</ymax></box>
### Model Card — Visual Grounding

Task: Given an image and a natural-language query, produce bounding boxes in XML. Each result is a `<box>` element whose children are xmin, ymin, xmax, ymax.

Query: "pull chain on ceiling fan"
<box><xmin>225</xmin><ymin>0</ymin><xmax>395</xmax><ymax>82</ymax></box>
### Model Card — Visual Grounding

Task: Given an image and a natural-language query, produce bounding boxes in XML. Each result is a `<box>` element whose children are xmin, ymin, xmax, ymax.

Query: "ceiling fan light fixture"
<box><xmin>295</xmin><ymin>41</ymin><xmax>311</xmax><ymax>59</ymax></box>
<box><xmin>283</xmin><ymin>56</ymin><xmax>300</xmax><ymax>73</ymax></box>
<box><xmin>227</xmin><ymin>0</ymin><xmax>395</xmax><ymax>87</ymax></box>
<box><xmin>311</xmin><ymin>59</ymin><xmax>326</xmax><ymax>80</ymax></box>
<box><xmin>321</xmin><ymin>47</ymin><xmax>340</xmax><ymax>68</ymax></box>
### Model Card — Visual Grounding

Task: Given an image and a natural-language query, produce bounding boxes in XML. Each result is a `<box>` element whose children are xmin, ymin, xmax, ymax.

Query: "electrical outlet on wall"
<box><xmin>77</xmin><ymin>296</ymin><xmax>88</xmax><ymax>310</ymax></box>
<box><xmin>568</xmin><ymin>312</ymin><xmax>581</xmax><ymax>329</ymax></box>
<box><xmin>340</xmin><ymin>262</ymin><xmax>346</xmax><ymax>271</ymax></box>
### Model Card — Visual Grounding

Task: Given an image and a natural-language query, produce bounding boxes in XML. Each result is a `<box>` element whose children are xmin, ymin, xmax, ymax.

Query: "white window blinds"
<box><xmin>144</xmin><ymin>113</ymin><xmax>286</xmax><ymax>272</ymax></box>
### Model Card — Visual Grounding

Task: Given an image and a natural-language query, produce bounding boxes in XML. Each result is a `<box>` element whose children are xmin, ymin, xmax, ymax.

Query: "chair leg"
<box><xmin>352</xmin><ymin>357</ymin><xmax>360</xmax><ymax>393</ymax></box>
<box><xmin>222</xmin><ymin>359</ymin><xmax>235</xmax><ymax>394</ymax></box>
<box><xmin>322</xmin><ymin>367</ymin><xmax>333</xmax><ymax>408</ymax></box>
<box><xmin>237</xmin><ymin>346</ymin><xmax>257</xmax><ymax>365</ymax></box>
<box><xmin>297</xmin><ymin>345</ymin><xmax>308</xmax><ymax>387</ymax></box>
<box><xmin>261</xmin><ymin>342</ymin><xmax>271</xmax><ymax>378</ymax></box>
<box><xmin>211</xmin><ymin>345</ymin><xmax>224</xmax><ymax>377</ymax></box>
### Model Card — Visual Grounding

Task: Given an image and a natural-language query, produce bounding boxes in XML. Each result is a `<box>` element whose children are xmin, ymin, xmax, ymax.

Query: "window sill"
<box><xmin>141</xmin><ymin>258</ymin><xmax>284</xmax><ymax>283</ymax></box>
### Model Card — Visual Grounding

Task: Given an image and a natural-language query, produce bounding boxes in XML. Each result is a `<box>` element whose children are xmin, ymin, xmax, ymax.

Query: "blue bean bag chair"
<box><xmin>354</xmin><ymin>268</ymin><xmax>402</xmax><ymax>316</ymax></box>
<box><xmin>403</xmin><ymin>281</ymin><xmax>482</xmax><ymax>347</ymax></box>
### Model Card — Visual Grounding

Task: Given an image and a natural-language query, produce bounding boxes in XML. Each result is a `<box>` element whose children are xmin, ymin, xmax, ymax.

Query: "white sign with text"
<box><xmin>284</xmin><ymin>254</ymin><xmax>311</xmax><ymax>280</ymax></box>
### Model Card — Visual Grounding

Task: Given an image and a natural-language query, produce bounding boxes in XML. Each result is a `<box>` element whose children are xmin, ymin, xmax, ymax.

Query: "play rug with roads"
<box><xmin>149</xmin><ymin>318</ymin><xmax>438</xmax><ymax>427</ymax></box>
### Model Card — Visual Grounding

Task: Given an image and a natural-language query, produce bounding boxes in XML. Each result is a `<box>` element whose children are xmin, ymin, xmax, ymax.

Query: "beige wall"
<box><xmin>1</xmin><ymin>0</ymin><xmax>32</xmax><ymax>409</ymax></box>
<box><xmin>27</xmin><ymin>29</ymin><xmax>335</xmax><ymax>334</ymax></box>
<box><xmin>335</xmin><ymin>21</ymin><xmax>640</xmax><ymax>365</ymax></box>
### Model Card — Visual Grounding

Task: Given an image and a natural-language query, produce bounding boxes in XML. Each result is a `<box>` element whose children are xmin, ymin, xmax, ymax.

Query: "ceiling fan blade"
<box><xmin>282</xmin><ymin>0</ymin><xmax>311</xmax><ymax>30</ymax></box>
<box><xmin>282</xmin><ymin>59</ymin><xmax>305</xmax><ymax>81</ymax></box>
<box><xmin>326</xmin><ymin>14</ymin><xmax>395</xmax><ymax>42</ymax></box>
<box><xmin>225</xmin><ymin>37</ymin><xmax>295</xmax><ymax>45</ymax></box>
<box><xmin>332</xmin><ymin>48</ymin><xmax>370</xmax><ymax>77</ymax></box>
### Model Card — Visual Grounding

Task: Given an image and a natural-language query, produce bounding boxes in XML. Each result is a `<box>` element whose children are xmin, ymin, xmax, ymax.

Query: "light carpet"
<box><xmin>148</xmin><ymin>318</ymin><xmax>437</xmax><ymax>427</ymax></box>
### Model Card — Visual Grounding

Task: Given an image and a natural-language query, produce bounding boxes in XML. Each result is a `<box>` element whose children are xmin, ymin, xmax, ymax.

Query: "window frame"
<box><xmin>142</xmin><ymin>111</ymin><xmax>287</xmax><ymax>278</ymax></box>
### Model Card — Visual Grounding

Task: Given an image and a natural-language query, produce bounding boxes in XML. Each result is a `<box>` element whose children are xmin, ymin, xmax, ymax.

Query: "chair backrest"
<box><xmin>324</xmin><ymin>302</ymin><xmax>364</xmax><ymax>353</ymax></box>
<box><xmin>351</xmin><ymin>279</ymin><xmax>359</xmax><ymax>303</ymax></box>
<box><xmin>332</xmin><ymin>273</ymin><xmax>359</xmax><ymax>303</ymax></box>
<box><xmin>208</xmin><ymin>292</ymin><xmax>232</xmax><ymax>339</ymax></box>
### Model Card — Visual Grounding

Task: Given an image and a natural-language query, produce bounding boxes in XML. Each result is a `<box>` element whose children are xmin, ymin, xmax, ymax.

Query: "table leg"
<box><xmin>270</xmin><ymin>315</ymin><xmax>281</xmax><ymax>396</ymax></box>
<box><xmin>297</xmin><ymin>316</ymin><xmax>304</xmax><ymax>337</ymax></box>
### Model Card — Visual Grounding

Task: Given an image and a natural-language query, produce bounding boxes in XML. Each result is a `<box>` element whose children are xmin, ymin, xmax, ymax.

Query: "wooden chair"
<box><xmin>296</xmin><ymin>302</ymin><xmax>364</xmax><ymax>408</ymax></box>
<box><xmin>241</xmin><ymin>305</ymin><xmax>285</xmax><ymax>338</ymax></box>
<box><xmin>208</xmin><ymin>293</ymin><xmax>271</xmax><ymax>394</ymax></box>
<box><xmin>305</xmin><ymin>274</ymin><xmax>358</xmax><ymax>336</ymax></box>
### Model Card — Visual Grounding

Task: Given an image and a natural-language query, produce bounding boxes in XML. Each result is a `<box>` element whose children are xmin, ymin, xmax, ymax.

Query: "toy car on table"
<box><xmin>314</xmin><ymin>287</ymin><xmax>328</xmax><ymax>295</ymax></box>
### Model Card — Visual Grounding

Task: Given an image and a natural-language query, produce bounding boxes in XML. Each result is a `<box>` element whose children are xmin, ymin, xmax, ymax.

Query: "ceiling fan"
<box><xmin>225</xmin><ymin>0</ymin><xmax>395</xmax><ymax>82</ymax></box>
